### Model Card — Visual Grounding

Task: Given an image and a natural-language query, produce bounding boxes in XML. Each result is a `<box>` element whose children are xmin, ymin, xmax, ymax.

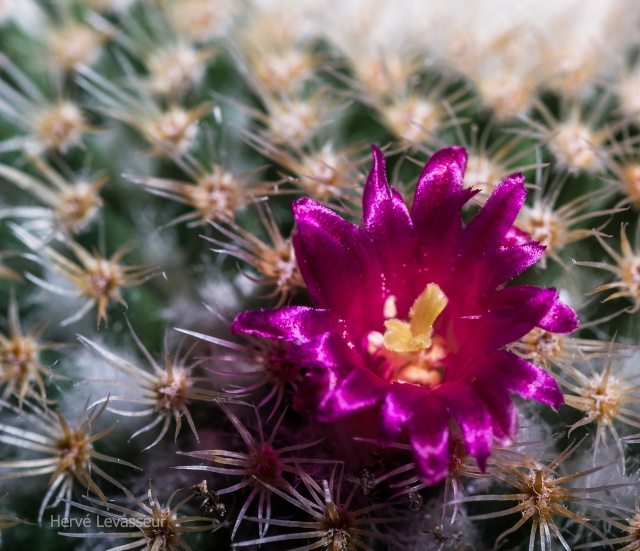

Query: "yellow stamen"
<box><xmin>383</xmin><ymin>283</ymin><xmax>448</xmax><ymax>353</ymax></box>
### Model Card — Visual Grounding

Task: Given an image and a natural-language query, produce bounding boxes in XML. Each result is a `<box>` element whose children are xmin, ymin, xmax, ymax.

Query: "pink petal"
<box><xmin>459</xmin><ymin>286</ymin><xmax>570</xmax><ymax>354</ymax></box>
<box><xmin>476</xmin><ymin>242</ymin><xmax>546</xmax><ymax>293</ymax></box>
<box><xmin>411</xmin><ymin>147</ymin><xmax>476</xmax><ymax>261</ymax></box>
<box><xmin>293</xmin><ymin>332</ymin><xmax>381</xmax><ymax>417</ymax></box>
<box><xmin>232</xmin><ymin>307</ymin><xmax>339</xmax><ymax>343</ymax></box>
<box><xmin>435</xmin><ymin>381</ymin><xmax>493</xmax><ymax>470</ymax></box>
<box><xmin>378</xmin><ymin>383</ymin><xmax>424</xmax><ymax>443</ymax></box>
<box><xmin>473</xmin><ymin>381</ymin><xmax>517</xmax><ymax>444</ymax></box>
<box><xmin>538</xmin><ymin>296</ymin><xmax>579</xmax><ymax>333</ymax></box>
<box><xmin>293</xmin><ymin>198</ymin><xmax>385</xmax><ymax>337</ymax></box>
<box><xmin>296</xmin><ymin>332</ymin><xmax>366</xmax><ymax>369</ymax></box>
<box><xmin>461</xmin><ymin>173</ymin><xmax>526</xmax><ymax>258</ymax></box>
<box><xmin>408</xmin><ymin>394</ymin><xmax>450</xmax><ymax>484</ymax></box>
<box><xmin>316</xmin><ymin>366</ymin><xmax>387</xmax><ymax>422</ymax></box>
<box><xmin>362</xmin><ymin>146</ymin><xmax>416</xmax><ymax>313</ymax></box>
<box><xmin>469</xmin><ymin>350</ymin><xmax>564</xmax><ymax>409</ymax></box>
<box><xmin>503</xmin><ymin>225</ymin><xmax>533</xmax><ymax>247</ymax></box>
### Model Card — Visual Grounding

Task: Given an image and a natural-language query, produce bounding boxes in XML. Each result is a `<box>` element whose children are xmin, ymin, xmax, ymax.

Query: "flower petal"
<box><xmin>320</xmin><ymin>367</ymin><xmax>387</xmax><ymax>421</ymax></box>
<box><xmin>538</xmin><ymin>295</ymin><xmax>579</xmax><ymax>333</ymax></box>
<box><xmin>458</xmin><ymin>286</ymin><xmax>572</xmax><ymax>354</ymax></box>
<box><xmin>378</xmin><ymin>383</ymin><xmax>424</xmax><ymax>443</ymax></box>
<box><xmin>293</xmin><ymin>331</ymin><xmax>366</xmax><ymax>370</ymax></box>
<box><xmin>472</xmin><ymin>381</ymin><xmax>516</xmax><ymax>445</ymax></box>
<box><xmin>503</xmin><ymin>226</ymin><xmax>533</xmax><ymax>247</ymax></box>
<box><xmin>408</xmin><ymin>394</ymin><xmax>450</xmax><ymax>484</ymax></box>
<box><xmin>477</xmin><ymin>242</ymin><xmax>546</xmax><ymax>293</ymax></box>
<box><xmin>461</xmin><ymin>173</ymin><xmax>526</xmax><ymax>259</ymax></box>
<box><xmin>231</xmin><ymin>306</ymin><xmax>339</xmax><ymax>343</ymax></box>
<box><xmin>293</xmin><ymin>198</ymin><xmax>385</xmax><ymax>337</ymax></box>
<box><xmin>411</xmin><ymin>147</ymin><xmax>476</xmax><ymax>259</ymax></box>
<box><xmin>293</xmin><ymin>332</ymin><xmax>385</xmax><ymax>418</ymax></box>
<box><xmin>470</xmin><ymin>350</ymin><xmax>564</xmax><ymax>409</ymax></box>
<box><xmin>362</xmin><ymin>146</ymin><xmax>416</xmax><ymax>309</ymax></box>
<box><xmin>435</xmin><ymin>381</ymin><xmax>493</xmax><ymax>470</ymax></box>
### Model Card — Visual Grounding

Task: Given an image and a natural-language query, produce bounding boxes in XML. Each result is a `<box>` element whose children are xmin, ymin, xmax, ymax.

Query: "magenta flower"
<box><xmin>232</xmin><ymin>146</ymin><xmax>577</xmax><ymax>484</ymax></box>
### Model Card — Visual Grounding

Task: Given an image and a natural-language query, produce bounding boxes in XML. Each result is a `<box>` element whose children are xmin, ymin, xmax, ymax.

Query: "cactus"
<box><xmin>1</xmin><ymin>1</ymin><xmax>640</xmax><ymax>550</ymax></box>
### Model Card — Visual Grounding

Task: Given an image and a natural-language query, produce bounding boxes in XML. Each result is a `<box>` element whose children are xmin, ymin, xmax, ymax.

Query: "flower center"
<box><xmin>383</xmin><ymin>283</ymin><xmax>448</xmax><ymax>353</ymax></box>
<box><xmin>369</xmin><ymin>283</ymin><xmax>449</xmax><ymax>387</ymax></box>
